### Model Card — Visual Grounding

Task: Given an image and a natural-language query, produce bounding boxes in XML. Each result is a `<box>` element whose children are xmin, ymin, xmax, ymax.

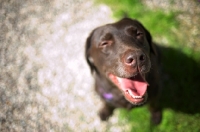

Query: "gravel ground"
<box><xmin>0</xmin><ymin>0</ymin><xmax>130</xmax><ymax>131</ymax></box>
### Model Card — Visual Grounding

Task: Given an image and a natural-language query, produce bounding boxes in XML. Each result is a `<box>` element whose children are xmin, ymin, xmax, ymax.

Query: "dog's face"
<box><xmin>86</xmin><ymin>18</ymin><xmax>156</xmax><ymax>105</ymax></box>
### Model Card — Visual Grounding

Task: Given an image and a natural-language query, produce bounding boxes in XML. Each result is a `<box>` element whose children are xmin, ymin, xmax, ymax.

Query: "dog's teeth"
<box><xmin>126</xmin><ymin>90</ymin><xmax>142</xmax><ymax>99</ymax></box>
<box><xmin>132</xmin><ymin>96</ymin><xmax>142</xmax><ymax>99</ymax></box>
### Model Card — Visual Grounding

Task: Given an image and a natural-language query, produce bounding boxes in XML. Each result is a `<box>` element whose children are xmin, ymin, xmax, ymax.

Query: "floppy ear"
<box><xmin>143</xmin><ymin>26</ymin><xmax>157</xmax><ymax>56</ymax></box>
<box><xmin>85</xmin><ymin>31</ymin><xmax>98</xmax><ymax>73</ymax></box>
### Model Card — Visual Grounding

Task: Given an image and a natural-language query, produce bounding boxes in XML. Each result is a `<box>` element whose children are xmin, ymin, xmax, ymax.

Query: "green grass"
<box><xmin>96</xmin><ymin>0</ymin><xmax>179</xmax><ymax>46</ymax></box>
<box><xmin>96</xmin><ymin>0</ymin><xmax>200</xmax><ymax>131</ymax></box>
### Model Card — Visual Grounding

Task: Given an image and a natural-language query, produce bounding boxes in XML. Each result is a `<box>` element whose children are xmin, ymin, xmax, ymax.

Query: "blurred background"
<box><xmin>0</xmin><ymin>0</ymin><xmax>200</xmax><ymax>131</ymax></box>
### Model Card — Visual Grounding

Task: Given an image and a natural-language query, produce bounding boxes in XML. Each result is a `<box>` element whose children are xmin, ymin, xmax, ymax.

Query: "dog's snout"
<box><xmin>124</xmin><ymin>51</ymin><xmax>146</xmax><ymax>67</ymax></box>
<box><xmin>124</xmin><ymin>52</ymin><xmax>136</xmax><ymax>66</ymax></box>
<box><xmin>139</xmin><ymin>53</ymin><xmax>146</xmax><ymax>62</ymax></box>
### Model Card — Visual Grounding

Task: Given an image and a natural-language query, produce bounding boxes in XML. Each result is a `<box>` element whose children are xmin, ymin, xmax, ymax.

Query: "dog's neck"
<box><xmin>94</xmin><ymin>73</ymin><xmax>115</xmax><ymax>100</ymax></box>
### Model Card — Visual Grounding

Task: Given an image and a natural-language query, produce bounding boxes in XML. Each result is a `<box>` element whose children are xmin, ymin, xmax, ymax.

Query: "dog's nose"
<box><xmin>124</xmin><ymin>53</ymin><xmax>136</xmax><ymax>66</ymax></box>
<box><xmin>138</xmin><ymin>52</ymin><xmax>146</xmax><ymax>62</ymax></box>
<box><xmin>124</xmin><ymin>51</ymin><xmax>146</xmax><ymax>66</ymax></box>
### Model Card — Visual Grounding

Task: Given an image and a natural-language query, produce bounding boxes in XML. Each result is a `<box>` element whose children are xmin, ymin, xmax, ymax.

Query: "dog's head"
<box><xmin>85</xmin><ymin>18</ymin><xmax>157</xmax><ymax>105</ymax></box>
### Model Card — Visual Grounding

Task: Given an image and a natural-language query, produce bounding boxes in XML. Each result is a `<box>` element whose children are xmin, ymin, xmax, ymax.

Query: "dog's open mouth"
<box><xmin>109</xmin><ymin>73</ymin><xmax>148</xmax><ymax>105</ymax></box>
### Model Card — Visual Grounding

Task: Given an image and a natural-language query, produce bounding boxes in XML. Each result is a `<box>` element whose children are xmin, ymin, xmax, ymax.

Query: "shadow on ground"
<box><xmin>159</xmin><ymin>45</ymin><xmax>200</xmax><ymax>114</ymax></box>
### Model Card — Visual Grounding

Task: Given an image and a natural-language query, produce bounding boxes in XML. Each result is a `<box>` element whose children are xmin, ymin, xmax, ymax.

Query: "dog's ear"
<box><xmin>85</xmin><ymin>31</ymin><xmax>98</xmax><ymax>73</ymax></box>
<box><xmin>143</xmin><ymin>26</ymin><xmax>157</xmax><ymax>56</ymax></box>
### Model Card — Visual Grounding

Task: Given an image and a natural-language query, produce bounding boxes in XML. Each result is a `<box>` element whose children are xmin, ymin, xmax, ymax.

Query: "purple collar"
<box><xmin>103</xmin><ymin>93</ymin><xmax>113</xmax><ymax>100</ymax></box>
<box><xmin>98</xmin><ymin>87</ymin><xmax>113</xmax><ymax>101</ymax></box>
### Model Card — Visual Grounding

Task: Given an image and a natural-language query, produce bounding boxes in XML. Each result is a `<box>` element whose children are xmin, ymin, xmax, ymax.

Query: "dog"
<box><xmin>85</xmin><ymin>18</ymin><xmax>162</xmax><ymax>124</ymax></box>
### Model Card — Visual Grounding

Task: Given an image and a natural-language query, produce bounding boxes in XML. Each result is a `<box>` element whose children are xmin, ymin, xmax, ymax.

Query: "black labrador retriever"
<box><xmin>85</xmin><ymin>18</ymin><xmax>162</xmax><ymax>124</ymax></box>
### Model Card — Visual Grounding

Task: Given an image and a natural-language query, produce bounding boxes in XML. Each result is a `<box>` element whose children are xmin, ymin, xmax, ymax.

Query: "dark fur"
<box><xmin>85</xmin><ymin>18</ymin><xmax>162</xmax><ymax>124</ymax></box>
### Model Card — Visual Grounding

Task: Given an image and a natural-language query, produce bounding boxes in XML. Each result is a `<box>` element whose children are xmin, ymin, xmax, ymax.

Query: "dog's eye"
<box><xmin>99</xmin><ymin>41</ymin><xmax>108</xmax><ymax>48</ymax></box>
<box><xmin>137</xmin><ymin>32</ymin><xmax>143</xmax><ymax>37</ymax></box>
<box><xmin>126</xmin><ymin>26</ymin><xmax>143</xmax><ymax>38</ymax></box>
<box><xmin>100</xmin><ymin>41</ymin><xmax>108</xmax><ymax>46</ymax></box>
<box><xmin>99</xmin><ymin>33</ymin><xmax>113</xmax><ymax>48</ymax></box>
<box><xmin>99</xmin><ymin>40</ymin><xmax>112</xmax><ymax>48</ymax></box>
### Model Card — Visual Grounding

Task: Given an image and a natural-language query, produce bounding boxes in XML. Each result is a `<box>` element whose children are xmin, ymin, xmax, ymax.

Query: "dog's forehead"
<box><xmin>93</xmin><ymin>19</ymin><xmax>144</xmax><ymax>38</ymax></box>
<box><xmin>93</xmin><ymin>25</ymin><xmax>116</xmax><ymax>36</ymax></box>
<box><xmin>91</xmin><ymin>25</ymin><xmax>115</xmax><ymax>44</ymax></box>
<box><xmin>112</xmin><ymin>18</ymin><xmax>143</xmax><ymax>29</ymax></box>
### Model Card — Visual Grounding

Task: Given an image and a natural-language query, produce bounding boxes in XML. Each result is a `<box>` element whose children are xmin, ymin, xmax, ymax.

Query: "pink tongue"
<box><xmin>113</xmin><ymin>74</ymin><xmax>148</xmax><ymax>96</ymax></box>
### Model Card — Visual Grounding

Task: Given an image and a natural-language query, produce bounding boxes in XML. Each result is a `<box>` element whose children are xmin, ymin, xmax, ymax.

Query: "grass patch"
<box><xmin>96</xmin><ymin>0</ymin><xmax>179</xmax><ymax>46</ymax></box>
<box><xmin>96</xmin><ymin>0</ymin><xmax>200</xmax><ymax>131</ymax></box>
